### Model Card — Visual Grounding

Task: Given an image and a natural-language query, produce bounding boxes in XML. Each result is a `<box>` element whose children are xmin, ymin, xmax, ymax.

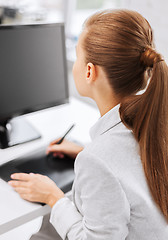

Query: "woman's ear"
<box><xmin>86</xmin><ymin>63</ymin><xmax>96</xmax><ymax>84</ymax></box>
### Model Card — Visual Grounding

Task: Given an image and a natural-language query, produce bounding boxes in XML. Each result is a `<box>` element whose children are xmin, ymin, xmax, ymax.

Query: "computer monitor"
<box><xmin>0</xmin><ymin>23</ymin><xmax>69</xmax><ymax>149</ymax></box>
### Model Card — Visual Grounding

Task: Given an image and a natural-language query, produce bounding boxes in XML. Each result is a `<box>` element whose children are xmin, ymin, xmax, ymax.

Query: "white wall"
<box><xmin>120</xmin><ymin>0</ymin><xmax>168</xmax><ymax>63</ymax></box>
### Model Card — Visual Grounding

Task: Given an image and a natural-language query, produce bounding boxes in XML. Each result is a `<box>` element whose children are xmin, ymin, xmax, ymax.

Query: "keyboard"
<box><xmin>0</xmin><ymin>146</ymin><xmax>75</xmax><ymax>193</ymax></box>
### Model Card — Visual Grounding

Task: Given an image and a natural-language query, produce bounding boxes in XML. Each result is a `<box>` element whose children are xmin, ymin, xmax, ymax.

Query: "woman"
<box><xmin>9</xmin><ymin>9</ymin><xmax>168</xmax><ymax>239</ymax></box>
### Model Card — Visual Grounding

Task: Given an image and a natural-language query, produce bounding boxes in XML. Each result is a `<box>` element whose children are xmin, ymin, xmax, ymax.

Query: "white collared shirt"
<box><xmin>50</xmin><ymin>104</ymin><xmax>168</xmax><ymax>240</ymax></box>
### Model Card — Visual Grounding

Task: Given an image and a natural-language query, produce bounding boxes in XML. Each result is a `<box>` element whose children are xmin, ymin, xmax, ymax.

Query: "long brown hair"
<box><xmin>82</xmin><ymin>9</ymin><xmax>168</xmax><ymax>221</ymax></box>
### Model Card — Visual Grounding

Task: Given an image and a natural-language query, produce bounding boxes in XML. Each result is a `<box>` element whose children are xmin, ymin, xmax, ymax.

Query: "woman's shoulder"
<box><xmin>75</xmin><ymin>122</ymin><xmax>141</xmax><ymax>179</ymax></box>
<box><xmin>86</xmin><ymin>122</ymin><xmax>139</xmax><ymax>161</ymax></box>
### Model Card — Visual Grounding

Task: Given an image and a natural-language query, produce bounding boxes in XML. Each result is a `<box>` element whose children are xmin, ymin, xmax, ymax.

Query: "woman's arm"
<box><xmin>8</xmin><ymin>148</ymin><xmax>130</xmax><ymax>240</ymax></box>
<box><xmin>50</xmin><ymin>151</ymin><xmax>130</xmax><ymax>240</ymax></box>
<box><xmin>8</xmin><ymin>139</ymin><xmax>84</xmax><ymax>207</ymax></box>
<box><xmin>46</xmin><ymin>139</ymin><xmax>84</xmax><ymax>159</ymax></box>
<box><xmin>9</xmin><ymin>172</ymin><xmax>65</xmax><ymax>207</ymax></box>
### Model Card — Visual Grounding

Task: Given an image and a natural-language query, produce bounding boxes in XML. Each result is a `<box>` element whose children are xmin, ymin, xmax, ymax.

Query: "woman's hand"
<box><xmin>46</xmin><ymin>138</ymin><xmax>84</xmax><ymax>159</ymax></box>
<box><xmin>8</xmin><ymin>173</ymin><xmax>64</xmax><ymax>208</ymax></box>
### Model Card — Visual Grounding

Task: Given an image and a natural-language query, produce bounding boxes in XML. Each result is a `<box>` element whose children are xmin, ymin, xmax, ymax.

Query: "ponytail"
<box><xmin>120</xmin><ymin>47</ymin><xmax>168</xmax><ymax>221</ymax></box>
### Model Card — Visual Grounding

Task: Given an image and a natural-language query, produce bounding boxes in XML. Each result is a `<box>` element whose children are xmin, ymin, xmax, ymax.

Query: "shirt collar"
<box><xmin>89</xmin><ymin>104</ymin><xmax>121</xmax><ymax>140</ymax></box>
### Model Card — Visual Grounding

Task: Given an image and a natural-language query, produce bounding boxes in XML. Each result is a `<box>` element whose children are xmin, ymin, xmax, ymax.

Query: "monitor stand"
<box><xmin>0</xmin><ymin>118</ymin><xmax>41</xmax><ymax>149</ymax></box>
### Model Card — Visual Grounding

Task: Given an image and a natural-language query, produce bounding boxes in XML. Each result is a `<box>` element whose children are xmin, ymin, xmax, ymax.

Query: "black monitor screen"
<box><xmin>0</xmin><ymin>23</ymin><xmax>68</xmax><ymax>122</ymax></box>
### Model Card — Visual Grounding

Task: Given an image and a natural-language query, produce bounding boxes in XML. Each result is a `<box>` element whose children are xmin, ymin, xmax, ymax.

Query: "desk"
<box><xmin>0</xmin><ymin>97</ymin><xmax>99</xmax><ymax>235</ymax></box>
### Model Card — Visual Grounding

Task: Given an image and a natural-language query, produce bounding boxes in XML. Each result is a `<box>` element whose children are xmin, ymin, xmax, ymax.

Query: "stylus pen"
<box><xmin>56</xmin><ymin>123</ymin><xmax>75</xmax><ymax>144</ymax></box>
<box><xmin>47</xmin><ymin>124</ymin><xmax>75</xmax><ymax>157</ymax></box>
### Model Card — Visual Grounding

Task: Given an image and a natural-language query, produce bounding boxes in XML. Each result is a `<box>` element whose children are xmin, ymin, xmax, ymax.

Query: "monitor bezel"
<box><xmin>0</xmin><ymin>22</ymin><xmax>69</xmax><ymax>123</ymax></box>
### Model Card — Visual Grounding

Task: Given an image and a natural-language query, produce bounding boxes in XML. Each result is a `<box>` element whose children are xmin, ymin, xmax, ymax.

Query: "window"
<box><xmin>67</xmin><ymin>0</ymin><xmax>121</xmax><ymax>37</ymax></box>
<box><xmin>65</xmin><ymin>0</ymin><xmax>121</xmax><ymax>62</ymax></box>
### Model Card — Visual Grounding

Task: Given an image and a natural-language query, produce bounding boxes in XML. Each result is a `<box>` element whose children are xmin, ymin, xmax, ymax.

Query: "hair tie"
<box><xmin>155</xmin><ymin>58</ymin><xmax>164</xmax><ymax>64</ymax></box>
<box><xmin>140</xmin><ymin>47</ymin><xmax>164</xmax><ymax>67</ymax></box>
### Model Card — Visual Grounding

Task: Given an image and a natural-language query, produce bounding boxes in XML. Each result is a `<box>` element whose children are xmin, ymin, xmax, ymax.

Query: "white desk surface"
<box><xmin>0</xmin><ymin>97</ymin><xmax>99</xmax><ymax>235</ymax></box>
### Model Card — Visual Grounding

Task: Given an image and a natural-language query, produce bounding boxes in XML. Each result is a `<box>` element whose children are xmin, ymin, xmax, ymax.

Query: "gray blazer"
<box><xmin>50</xmin><ymin>104</ymin><xmax>168</xmax><ymax>240</ymax></box>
